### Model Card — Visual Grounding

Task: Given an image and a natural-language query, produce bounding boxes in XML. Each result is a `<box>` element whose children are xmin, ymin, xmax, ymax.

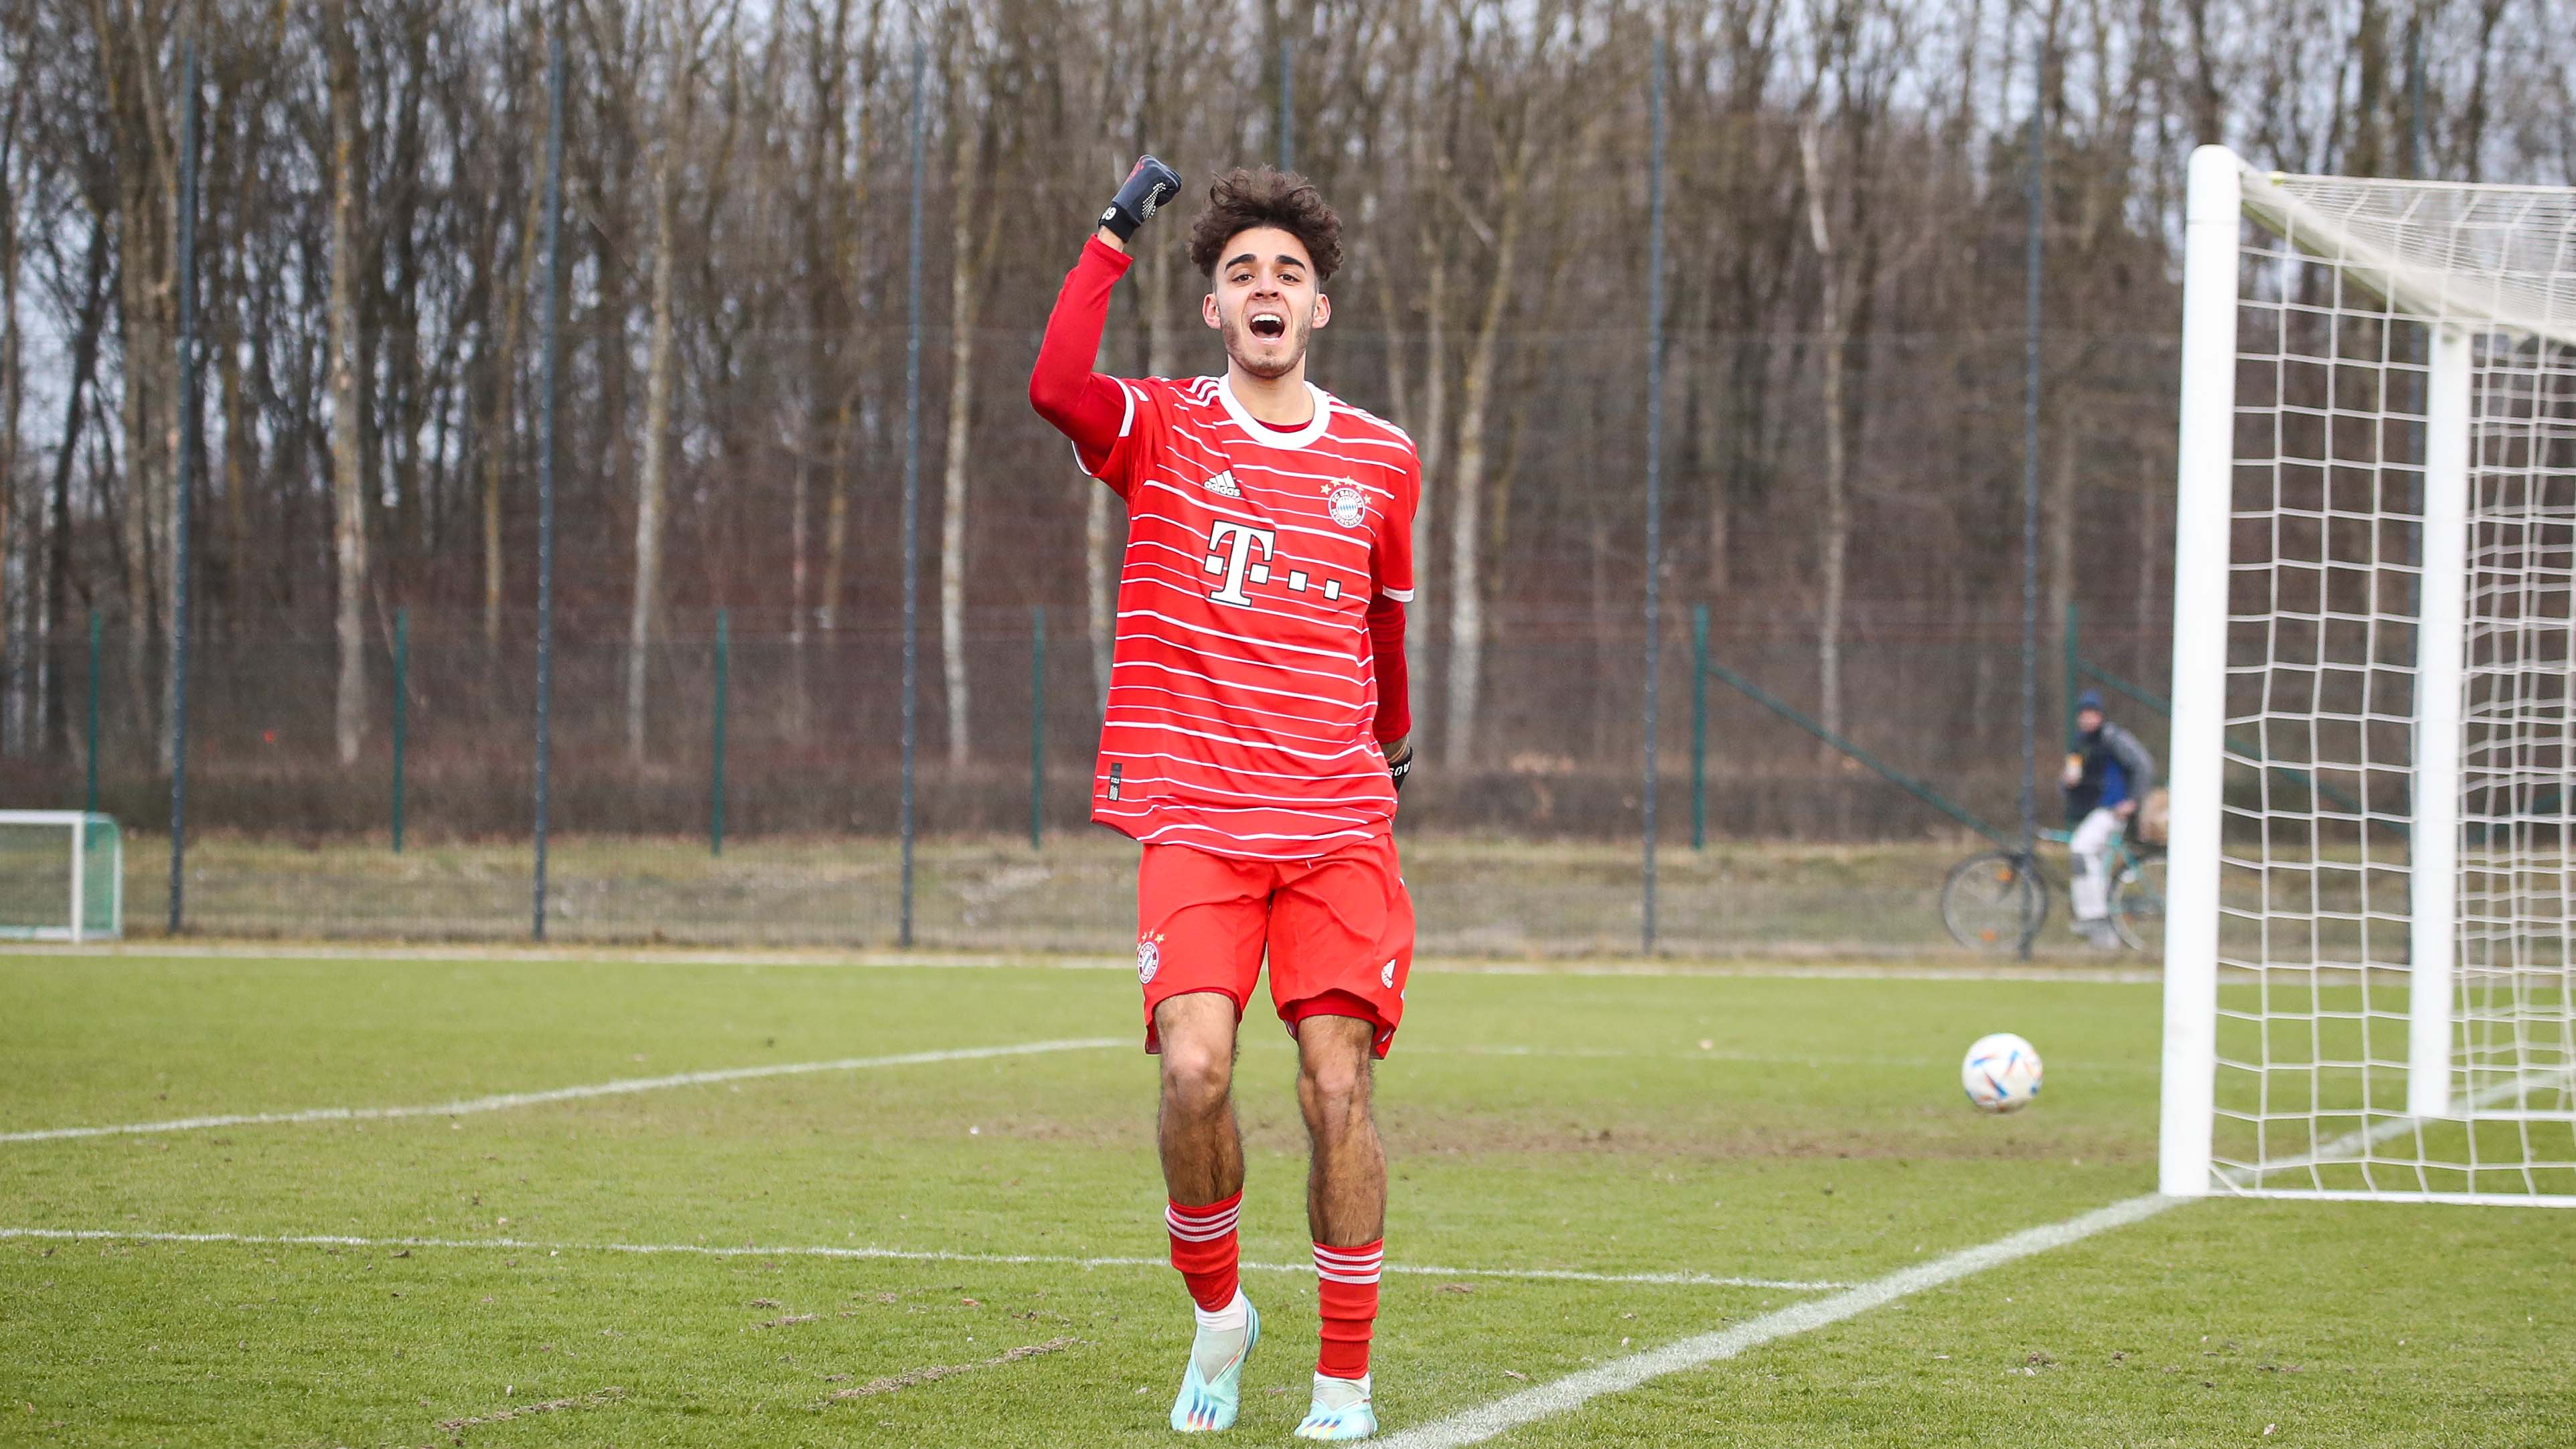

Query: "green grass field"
<box><xmin>3</xmin><ymin>949</ymin><xmax>2571</xmax><ymax>1447</ymax></box>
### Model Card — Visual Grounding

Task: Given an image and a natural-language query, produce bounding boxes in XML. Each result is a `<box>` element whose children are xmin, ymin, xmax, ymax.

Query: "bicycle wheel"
<box><xmin>2111</xmin><ymin>854</ymin><xmax>2168</xmax><ymax>955</ymax></box>
<box><xmin>1942</xmin><ymin>851</ymin><xmax>2046</xmax><ymax>952</ymax></box>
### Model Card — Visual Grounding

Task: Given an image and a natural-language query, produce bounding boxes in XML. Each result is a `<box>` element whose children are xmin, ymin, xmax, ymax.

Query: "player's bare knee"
<box><xmin>1296</xmin><ymin>1052</ymin><xmax>1371</xmax><ymax>1136</ymax></box>
<box><xmin>1160</xmin><ymin>1040</ymin><xmax>1233</xmax><ymax>1118</ymax></box>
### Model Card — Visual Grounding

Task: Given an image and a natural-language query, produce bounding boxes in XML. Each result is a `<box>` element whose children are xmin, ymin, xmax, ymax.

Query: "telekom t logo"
<box><xmin>1204</xmin><ymin>521</ymin><xmax>1277</xmax><ymax>605</ymax></box>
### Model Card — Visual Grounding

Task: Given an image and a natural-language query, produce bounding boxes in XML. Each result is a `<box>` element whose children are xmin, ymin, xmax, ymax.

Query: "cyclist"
<box><xmin>2061</xmin><ymin>689</ymin><xmax>2158</xmax><ymax>949</ymax></box>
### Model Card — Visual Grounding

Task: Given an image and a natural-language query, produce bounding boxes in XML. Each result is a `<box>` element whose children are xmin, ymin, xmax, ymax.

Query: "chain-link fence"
<box><xmin>0</xmin><ymin>599</ymin><xmax>2171</xmax><ymax>954</ymax></box>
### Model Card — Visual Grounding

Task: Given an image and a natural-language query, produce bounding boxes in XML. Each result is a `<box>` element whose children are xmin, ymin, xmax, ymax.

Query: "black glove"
<box><xmin>1099</xmin><ymin>155</ymin><xmax>1182</xmax><ymax>242</ymax></box>
<box><xmin>1385</xmin><ymin>737</ymin><xmax>1414</xmax><ymax>794</ymax></box>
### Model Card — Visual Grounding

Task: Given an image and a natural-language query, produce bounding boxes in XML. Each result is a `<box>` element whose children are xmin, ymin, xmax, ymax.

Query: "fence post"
<box><xmin>2063</xmin><ymin>600</ymin><xmax>2081</xmax><ymax>747</ymax></box>
<box><xmin>711</xmin><ymin>609</ymin><xmax>729</xmax><ymax>857</ymax></box>
<box><xmin>1029</xmin><ymin>605</ymin><xmax>1045</xmax><ymax>851</ymax></box>
<box><xmin>897</xmin><ymin>40</ymin><xmax>926</xmax><ymax>949</ymax></box>
<box><xmin>84</xmin><ymin>610</ymin><xmax>100</xmax><ymax>814</ymax></box>
<box><xmin>392</xmin><ymin>607</ymin><xmax>408</xmax><ymax>853</ymax></box>
<box><xmin>1639</xmin><ymin>35</ymin><xmax>1667</xmax><ymax>956</ymax></box>
<box><xmin>1691</xmin><ymin>603</ymin><xmax>1708</xmax><ymax>850</ymax></box>
<box><xmin>529</xmin><ymin>0</ymin><xmax>569</xmax><ymax>941</ymax></box>
<box><xmin>167</xmin><ymin>33</ymin><xmax>202</xmax><ymax>937</ymax></box>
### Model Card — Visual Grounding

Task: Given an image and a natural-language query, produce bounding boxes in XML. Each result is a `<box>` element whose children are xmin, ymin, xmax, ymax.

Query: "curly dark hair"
<box><xmin>1185</xmin><ymin>167</ymin><xmax>1344</xmax><ymax>283</ymax></box>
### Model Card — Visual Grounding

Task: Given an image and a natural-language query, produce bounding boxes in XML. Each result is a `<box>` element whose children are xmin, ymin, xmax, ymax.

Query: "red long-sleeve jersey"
<box><xmin>1031</xmin><ymin>237</ymin><xmax>1417</xmax><ymax>858</ymax></box>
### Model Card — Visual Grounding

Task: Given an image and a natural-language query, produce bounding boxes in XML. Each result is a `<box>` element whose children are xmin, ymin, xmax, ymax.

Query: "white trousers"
<box><xmin>2070</xmin><ymin>808</ymin><xmax>2122</xmax><ymax>921</ymax></box>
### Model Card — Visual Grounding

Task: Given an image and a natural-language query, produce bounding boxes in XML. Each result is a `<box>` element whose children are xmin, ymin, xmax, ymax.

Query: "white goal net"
<box><xmin>2160</xmin><ymin>147</ymin><xmax>2576</xmax><ymax>1205</ymax></box>
<box><xmin>0</xmin><ymin>811</ymin><xmax>123</xmax><ymax>943</ymax></box>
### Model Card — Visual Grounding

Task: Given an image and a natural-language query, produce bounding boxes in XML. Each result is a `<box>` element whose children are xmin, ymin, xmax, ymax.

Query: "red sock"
<box><xmin>1313</xmin><ymin>1239</ymin><xmax>1383</xmax><ymax>1379</ymax></box>
<box><xmin>1166</xmin><ymin>1192</ymin><xmax>1242</xmax><ymax>1312</ymax></box>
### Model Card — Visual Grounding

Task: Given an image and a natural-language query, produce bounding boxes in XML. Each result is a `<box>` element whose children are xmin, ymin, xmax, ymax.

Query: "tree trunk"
<box><xmin>2135</xmin><ymin>451</ymin><xmax>2158</xmax><ymax>682</ymax></box>
<box><xmin>482</xmin><ymin>137</ymin><xmax>544</xmax><ymax>654</ymax></box>
<box><xmin>0</xmin><ymin>106</ymin><xmax>20</xmax><ymax>758</ymax></box>
<box><xmin>820</xmin><ymin>94</ymin><xmax>866</xmax><ymax>644</ymax></box>
<box><xmin>1412</xmin><ymin>249</ymin><xmax>1447</xmax><ymax>726</ymax></box>
<box><xmin>1441</xmin><ymin>183</ymin><xmax>1523</xmax><ymax>770</ymax></box>
<box><xmin>2047</xmin><ymin>404</ymin><xmax>2076</xmax><ymax>680</ymax></box>
<box><xmin>217</xmin><ymin>279</ymin><xmax>252</xmax><ymax>636</ymax></box>
<box><xmin>1800</xmin><ymin>118</ymin><xmax>1849</xmax><ymax>749</ymax></box>
<box><xmin>325</xmin><ymin>0</ymin><xmax>370</xmax><ymax>767</ymax></box>
<box><xmin>95</xmin><ymin>0</ymin><xmax>179</xmax><ymax>761</ymax></box>
<box><xmin>820</xmin><ymin>397</ymin><xmax>851</xmax><ymax>633</ymax></box>
<box><xmin>939</xmin><ymin>145</ymin><xmax>979</xmax><ymax>771</ymax></box>
<box><xmin>44</xmin><ymin>220</ymin><xmax>108</xmax><ymax>760</ymax></box>
<box><xmin>627</xmin><ymin>88</ymin><xmax>685</xmax><ymax>765</ymax></box>
<box><xmin>787</xmin><ymin>430</ymin><xmax>810</xmax><ymax>722</ymax></box>
<box><xmin>1699</xmin><ymin>334</ymin><xmax>1731</xmax><ymax>597</ymax></box>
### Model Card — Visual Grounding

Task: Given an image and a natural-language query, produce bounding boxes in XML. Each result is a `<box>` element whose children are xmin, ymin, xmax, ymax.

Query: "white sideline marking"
<box><xmin>0</xmin><ymin>1227</ymin><xmax>1848</xmax><ymax>1292</ymax></box>
<box><xmin>0</xmin><ymin>1039</ymin><xmax>1125</xmax><ymax>1144</ymax></box>
<box><xmin>1379</xmin><ymin>1193</ymin><xmax>2178</xmax><ymax>1449</ymax></box>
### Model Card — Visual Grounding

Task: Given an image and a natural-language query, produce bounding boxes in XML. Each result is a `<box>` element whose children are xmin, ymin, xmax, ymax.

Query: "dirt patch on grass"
<box><xmin>427</xmin><ymin>1384</ymin><xmax>623</xmax><ymax>1439</ymax></box>
<box><xmin>823</xmin><ymin>1337</ymin><xmax>1081</xmax><ymax>1403</ymax></box>
<box><xmin>963</xmin><ymin>1103</ymin><xmax>2139</xmax><ymax>1164</ymax></box>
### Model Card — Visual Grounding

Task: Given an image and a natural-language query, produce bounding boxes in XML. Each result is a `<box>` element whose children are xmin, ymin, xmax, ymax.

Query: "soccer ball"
<box><xmin>1961</xmin><ymin>1032</ymin><xmax>2043</xmax><ymax>1113</ymax></box>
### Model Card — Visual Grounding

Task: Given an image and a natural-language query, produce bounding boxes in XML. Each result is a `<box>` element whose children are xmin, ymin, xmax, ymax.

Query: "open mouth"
<box><xmin>1248</xmin><ymin>311</ymin><xmax>1288</xmax><ymax>341</ymax></box>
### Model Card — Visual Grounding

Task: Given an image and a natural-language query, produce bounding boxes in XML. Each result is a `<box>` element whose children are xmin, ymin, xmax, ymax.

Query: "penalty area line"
<box><xmin>1379</xmin><ymin>1192</ymin><xmax>2180</xmax><ymax>1449</ymax></box>
<box><xmin>0</xmin><ymin>1227</ymin><xmax>1849</xmax><ymax>1292</ymax></box>
<box><xmin>0</xmin><ymin>1038</ymin><xmax>1126</xmax><ymax>1144</ymax></box>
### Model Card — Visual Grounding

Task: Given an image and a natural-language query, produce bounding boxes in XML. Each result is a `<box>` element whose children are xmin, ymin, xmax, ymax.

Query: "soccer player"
<box><xmin>1029</xmin><ymin>158</ymin><xmax>1418</xmax><ymax>1440</ymax></box>
<box><xmin>2060</xmin><ymin>689</ymin><xmax>2158</xmax><ymax>949</ymax></box>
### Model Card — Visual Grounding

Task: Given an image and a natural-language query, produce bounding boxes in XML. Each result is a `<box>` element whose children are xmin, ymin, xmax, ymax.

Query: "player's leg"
<box><xmin>2067</xmin><ymin>806</ymin><xmax>2120</xmax><ymax>947</ymax></box>
<box><xmin>1296</xmin><ymin>1014</ymin><xmax>1386</xmax><ymax>1438</ymax></box>
<box><xmin>1270</xmin><ymin>836</ymin><xmax>1412</xmax><ymax>1441</ymax></box>
<box><xmin>1157</xmin><ymin>990</ymin><xmax>1247</xmax><ymax>1207</ymax></box>
<box><xmin>1137</xmin><ymin>844</ymin><xmax>1272</xmax><ymax>1432</ymax></box>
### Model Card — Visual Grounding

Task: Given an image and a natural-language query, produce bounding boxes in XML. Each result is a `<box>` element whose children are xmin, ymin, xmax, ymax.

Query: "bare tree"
<box><xmin>480</xmin><ymin>18</ymin><xmax>550</xmax><ymax>654</ymax></box>
<box><xmin>1797</xmin><ymin>110</ymin><xmax>1851</xmax><ymax>746</ymax></box>
<box><xmin>1438</xmin><ymin>0</ymin><xmax>1564</xmax><ymax>769</ymax></box>
<box><xmin>318</xmin><ymin>0</ymin><xmax>372</xmax><ymax>765</ymax></box>
<box><xmin>92</xmin><ymin>0</ymin><xmax>185</xmax><ymax>760</ymax></box>
<box><xmin>0</xmin><ymin>85</ymin><xmax>21</xmax><ymax>757</ymax></box>
<box><xmin>939</xmin><ymin>24</ymin><xmax>1007</xmax><ymax>769</ymax></box>
<box><xmin>622</xmin><ymin>0</ymin><xmax>727</xmax><ymax>763</ymax></box>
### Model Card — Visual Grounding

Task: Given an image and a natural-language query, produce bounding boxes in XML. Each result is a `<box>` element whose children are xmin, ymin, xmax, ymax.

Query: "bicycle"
<box><xmin>1940</xmin><ymin>825</ymin><xmax>2166</xmax><ymax>955</ymax></box>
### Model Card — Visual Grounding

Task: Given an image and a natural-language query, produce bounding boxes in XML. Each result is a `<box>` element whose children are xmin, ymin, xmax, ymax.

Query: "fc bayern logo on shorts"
<box><xmin>1136</xmin><ymin>934</ymin><xmax>1162</xmax><ymax>985</ymax></box>
<box><xmin>1326</xmin><ymin>481</ymin><xmax>1367</xmax><ymax>528</ymax></box>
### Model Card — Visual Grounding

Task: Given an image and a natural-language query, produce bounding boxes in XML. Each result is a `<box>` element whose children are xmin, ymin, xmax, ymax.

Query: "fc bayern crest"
<box><xmin>1326</xmin><ymin>481</ymin><xmax>1367</xmax><ymax>528</ymax></box>
<box><xmin>1136</xmin><ymin>935</ymin><xmax>1162</xmax><ymax>984</ymax></box>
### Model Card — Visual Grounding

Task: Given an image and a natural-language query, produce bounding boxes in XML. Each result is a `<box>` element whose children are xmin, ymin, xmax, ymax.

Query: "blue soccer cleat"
<box><xmin>1292</xmin><ymin>1371</ymin><xmax>1377</xmax><ymax>1441</ymax></box>
<box><xmin>1168</xmin><ymin>1298</ymin><xmax>1259</xmax><ymax>1432</ymax></box>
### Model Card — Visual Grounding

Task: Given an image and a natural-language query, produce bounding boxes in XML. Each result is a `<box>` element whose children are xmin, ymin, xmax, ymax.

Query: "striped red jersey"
<box><xmin>1077</xmin><ymin>373</ymin><xmax>1419</xmax><ymax>858</ymax></box>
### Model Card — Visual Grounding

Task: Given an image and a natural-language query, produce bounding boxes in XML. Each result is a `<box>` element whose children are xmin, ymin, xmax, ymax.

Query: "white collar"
<box><xmin>1215</xmin><ymin>374</ymin><xmax>1332</xmax><ymax>451</ymax></box>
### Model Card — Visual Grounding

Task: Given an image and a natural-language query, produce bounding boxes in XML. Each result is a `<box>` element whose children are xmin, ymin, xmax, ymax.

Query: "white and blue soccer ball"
<box><xmin>1961</xmin><ymin>1032</ymin><xmax>2043</xmax><ymax>1113</ymax></box>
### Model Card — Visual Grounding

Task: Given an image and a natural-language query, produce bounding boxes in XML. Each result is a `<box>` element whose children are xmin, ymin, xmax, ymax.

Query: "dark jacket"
<box><xmin>2066</xmin><ymin>720</ymin><xmax>2157</xmax><ymax>824</ymax></box>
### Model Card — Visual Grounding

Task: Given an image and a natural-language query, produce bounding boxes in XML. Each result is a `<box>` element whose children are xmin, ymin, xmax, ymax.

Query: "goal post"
<box><xmin>0</xmin><ymin>810</ymin><xmax>123</xmax><ymax>943</ymax></box>
<box><xmin>2161</xmin><ymin>145</ymin><xmax>2576</xmax><ymax>1205</ymax></box>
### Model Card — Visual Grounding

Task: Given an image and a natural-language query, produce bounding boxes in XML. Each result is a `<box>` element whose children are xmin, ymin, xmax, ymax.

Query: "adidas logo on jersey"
<box><xmin>1201</xmin><ymin>469</ymin><xmax>1242</xmax><ymax>499</ymax></box>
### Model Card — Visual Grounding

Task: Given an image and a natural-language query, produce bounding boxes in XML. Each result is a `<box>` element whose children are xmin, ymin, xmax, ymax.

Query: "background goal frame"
<box><xmin>0</xmin><ymin>810</ymin><xmax>125</xmax><ymax>945</ymax></box>
<box><xmin>2160</xmin><ymin>145</ymin><xmax>2576</xmax><ymax>1205</ymax></box>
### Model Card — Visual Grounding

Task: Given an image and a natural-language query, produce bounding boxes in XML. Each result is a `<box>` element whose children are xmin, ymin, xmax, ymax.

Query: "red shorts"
<box><xmin>1134</xmin><ymin>835</ymin><xmax>1415</xmax><ymax>1059</ymax></box>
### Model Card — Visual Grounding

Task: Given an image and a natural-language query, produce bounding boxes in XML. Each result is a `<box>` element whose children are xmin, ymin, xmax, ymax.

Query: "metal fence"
<box><xmin>0</xmin><ymin>603</ymin><xmax>2171</xmax><ymax>955</ymax></box>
